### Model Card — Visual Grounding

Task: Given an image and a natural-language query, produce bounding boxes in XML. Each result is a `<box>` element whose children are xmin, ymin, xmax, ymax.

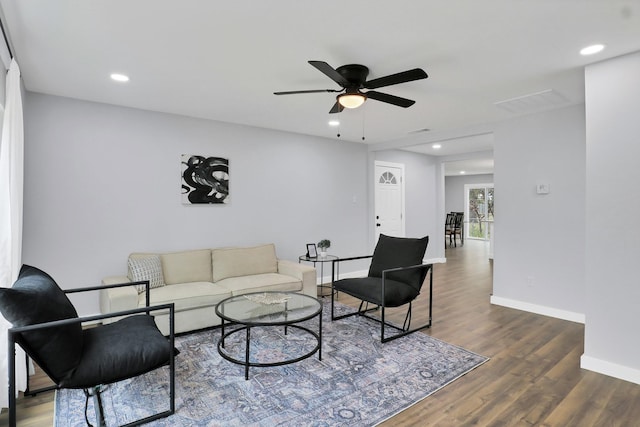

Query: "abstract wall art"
<box><xmin>181</xmin><ymin>155</ymin><xmax>230</xmax><ymax>204</ymax></box>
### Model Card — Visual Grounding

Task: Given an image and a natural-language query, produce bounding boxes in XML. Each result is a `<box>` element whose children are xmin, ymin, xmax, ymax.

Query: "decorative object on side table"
<box><xmin>317</xmin><ymin>239</ymin><xmax>331</xmax><ymax>257</ymax></box>
<box><xmin>306</xmin><ymin>243</ymin><xmax>317</xmax><ymax>258</ymax></box>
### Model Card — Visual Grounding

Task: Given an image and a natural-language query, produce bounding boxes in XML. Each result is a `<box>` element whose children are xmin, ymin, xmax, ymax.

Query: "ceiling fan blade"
<box><xmin>274</xmin><ymin>89</ymin><xmax>340</xmax><ymax>95</ymax></box>
<box><xmin>366</xmin><ymin>91</ymin><xmax>415</xmax><ymax>108</ymax></box>
<box><xmin>309</xmin><ymin>61</ymin><xmax>350</xmax><ymax>87</ymax></box>
<box><xmin>364</xmin><ymin>68</ymin><xmax>428</xmax><ymax>89</ymax></box>
<box><xmin>329</xmin><ymin>101</ymin><xmax>344</xmax><ymax>114</ymax></box>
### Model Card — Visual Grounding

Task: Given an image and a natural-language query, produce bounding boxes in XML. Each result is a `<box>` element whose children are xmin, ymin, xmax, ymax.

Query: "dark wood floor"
<box><xmin>377</xmin><ymin>240</ymin><xmax>640</xmax><ymax>427</ymax></box>
<box><xmin>3</xmin><ymin>240</ymin><xmax>640</xmax><ymax>426</ymax></box>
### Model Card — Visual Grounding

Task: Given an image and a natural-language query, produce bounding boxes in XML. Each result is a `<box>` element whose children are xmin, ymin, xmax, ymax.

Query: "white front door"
<box><xmin>374</xmin><ymin>161</ymin><xmax>405</xmax><ymax>243</ymax></box>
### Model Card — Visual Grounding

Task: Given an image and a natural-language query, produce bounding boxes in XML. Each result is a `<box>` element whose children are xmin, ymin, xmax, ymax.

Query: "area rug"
<box><xmin>54</xmin><ymin>302</ymin><xmax>488</xmax><ymax>426</ymax></box>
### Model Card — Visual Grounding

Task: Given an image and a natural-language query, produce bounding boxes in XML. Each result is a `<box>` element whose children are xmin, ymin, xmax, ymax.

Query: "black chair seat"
<box><xmin>61</xmin><ymin>315</ymin><xmax>172</xmax><ymax>389</ymax></box>
<box><xmin>333</xmin><ymin>277</ymin><xmax>419</xmax><ymax>307</ymax></box>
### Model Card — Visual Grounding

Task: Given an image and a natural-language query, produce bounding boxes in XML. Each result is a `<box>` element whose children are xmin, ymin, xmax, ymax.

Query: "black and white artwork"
<box><xmin>181</xmin><ymin>155</ymin><xmax>230</xmax><ymax>204</ymax></box>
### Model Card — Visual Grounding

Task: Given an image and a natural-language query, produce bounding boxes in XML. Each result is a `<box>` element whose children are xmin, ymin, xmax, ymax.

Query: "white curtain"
<box><xmin>0</xmin><ymin>58</ymin><xmax>27</xmax><ymax>409</ymax></box>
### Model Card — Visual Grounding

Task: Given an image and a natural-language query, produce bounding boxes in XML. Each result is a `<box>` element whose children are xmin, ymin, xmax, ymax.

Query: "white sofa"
<box><xmin>100</xmin><ymin>244</ymin><xmax>316</xmax><ymax>334</ymax></box>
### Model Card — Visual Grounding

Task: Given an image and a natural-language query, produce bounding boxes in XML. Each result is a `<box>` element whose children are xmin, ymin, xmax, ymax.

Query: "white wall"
<box><xmin>0</xmin><ymin>60</ymin><xmax>5</xmax><ymax>109</ymax></box>
<box><xmin>444</xmin><ymin>173</ymin><xmax>494</xmax><ymax>214</ymax></box>
<box><xmin>23</xmin><ymin>93</ymin><xmax>370</xmax><ymax>315</ymax></box>
<box><xmin>582</xmin><ymin>51</ymin><xmax>640</xmax><ymax>382</ymax></box>
<box><xmin>492</xmin><ymin>104</ymin><xmax>586</xmax><ymax>321</ymax></box>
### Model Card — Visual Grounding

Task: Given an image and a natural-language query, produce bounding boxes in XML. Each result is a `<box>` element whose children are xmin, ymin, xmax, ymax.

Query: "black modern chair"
<box><xmin>452</xmin><ymin>212</ymin><xmax>464</xmax><ymax>247</ymax></box>
<box><xmin>444</xmin><ymin>213</ymin><xmax>455</xmax><ymax>246</ymax></box>
<box><xmin>330</xmin><ymin>234</ymin><xmax>433</xmax><ymax>343</ymax></box>
<box><xmin>0</xmin><ymin>265</ymin><xmax>176</xmax><ymax>427</ymax></box>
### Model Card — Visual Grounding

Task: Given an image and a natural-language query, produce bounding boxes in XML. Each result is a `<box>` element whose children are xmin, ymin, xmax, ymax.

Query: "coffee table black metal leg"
<box><xmin>284</xmin><ymin>301</ymin><xmax>289</xmax><ymax>335</ymax></box>
<box><xmin>318</xmin><ymin>307</ymin><xmax>323</xmax><ymax>360</ymax></box>
<box><xmin>245</xmin><ymin>326</ymin><xmax>251</xmax><ymax>380</ymax></box>
<box><xmin>220</xmin><ymin>319</ymin><xmax>225</xmax><ymax>348</ymax></box>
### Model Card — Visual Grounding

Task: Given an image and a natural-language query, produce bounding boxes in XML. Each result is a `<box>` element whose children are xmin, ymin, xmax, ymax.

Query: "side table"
<box><xmin>298</xmin><ymin>254</ymin><xmax>339</xmax><ymax>297</ymax></box>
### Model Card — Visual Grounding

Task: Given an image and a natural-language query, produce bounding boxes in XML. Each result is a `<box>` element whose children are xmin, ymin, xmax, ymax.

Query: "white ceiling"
<box><xmin>1</xmin><ymin>1</ymin><xmax>640</xmax><ymax>169</ymax></box>
<box><xmin>402</xmin><ymin>133</ymin><xmax>495</xmax><ymax>175</ymax></box>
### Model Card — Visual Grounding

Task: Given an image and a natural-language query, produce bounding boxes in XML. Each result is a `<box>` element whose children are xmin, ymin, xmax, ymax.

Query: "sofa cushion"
<box><xmin>160</xmin><ymin>249</ymin><xmax>213</xmax><ymax>285</ymax></box>
<box><xmin>217</xmin><ymin>273</ymin><xmax>302</xmax><ymax>295</ymax></box>
<box><xmin>127</xmin><ymin>255</ymin><xmax>165</xmax><ymax>293</ymax></box>
<box><xmin>0</xmin><ymin>265</ymin><xmax>83</xmax><ymax>384</ymax></box>
<box><xmin>140</xmin><ymin>282</ymin><xmax>231</xmax><ymax>312</ymax></box>
<box><xmin>212</xmin><ymin>244</ymin><xmax>277</xmax><ymax>282</ymax></box>
<box><xmin>60</xmin><ymin>314</ymin><xmax>171</xmax><ymax>388</ymax></box>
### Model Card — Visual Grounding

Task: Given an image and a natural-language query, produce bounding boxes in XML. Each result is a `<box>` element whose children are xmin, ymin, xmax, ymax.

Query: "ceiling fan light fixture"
<box><xmin>338</xmin><ymin>93</ymin><xmax>366</xmax><ymax>109</ymax></box>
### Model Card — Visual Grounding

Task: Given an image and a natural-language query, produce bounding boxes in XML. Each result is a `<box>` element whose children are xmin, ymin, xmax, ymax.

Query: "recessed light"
<box><xmin>580</xmin><ymin>44</ymin><xmax>605</xmax><ymax>56</ymax></box>
<box><xmin>459</xmin><ymin>171</ymin><xmax>466</xmax><ymax>175</ymax></box>
<box><xmin>432</xmin><ymin>144</ymin><xmax>442</xmax><ymax>149</ymax></box>
<box><xmin>328</xmin><ymin>120</ymin><xmax>340</xmax><ymax>127</ymax></box>
<box><xmin>110</xmin><ymin>73</ymin><xmax>130</xmax><ymax>82</ymax></box>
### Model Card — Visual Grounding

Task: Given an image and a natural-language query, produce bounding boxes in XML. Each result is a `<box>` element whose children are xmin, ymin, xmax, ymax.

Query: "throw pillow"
<box><xmin>0</xmin><ymin>265</ymin><xmax>83</xmax><ymax>384</ymax></box>
<box><xmin>127</xmin><ymin>255</ymin><xmax>165</xmax><ymax>293</ymax></box>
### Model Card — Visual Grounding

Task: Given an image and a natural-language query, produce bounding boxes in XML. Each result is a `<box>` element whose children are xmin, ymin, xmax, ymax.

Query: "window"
<box><xmin>379</xmin><ymin>171</ymin><xmax>397</xmax><ymax>184</ymax></box>
<box><xmin>465</xmin><ymin>184</ymin><xmax>494</xmax><ymax>240</ymax></box>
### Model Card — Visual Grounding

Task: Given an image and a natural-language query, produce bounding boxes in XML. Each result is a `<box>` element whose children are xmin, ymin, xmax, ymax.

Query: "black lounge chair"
<box><xmin>0</xmin><ymin>265</ymin><xmax>176</xmax><ymax>427</ymax></box>
<box><xmin>330</xmin><ymin>234</ymin><xmax>433</xmax><ymax>342</ymax></box>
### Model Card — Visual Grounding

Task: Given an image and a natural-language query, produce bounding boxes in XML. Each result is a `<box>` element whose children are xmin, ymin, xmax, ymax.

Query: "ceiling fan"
<box><xmin>274</xmin><ymin>60</ymin><xmax>428</xmax><ymax>114</ymax></box>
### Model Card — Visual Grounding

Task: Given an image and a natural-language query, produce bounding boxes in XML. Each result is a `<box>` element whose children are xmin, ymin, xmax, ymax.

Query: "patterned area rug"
<box><xmin>54</xmin><ymin>302</ymin><xmax>488</xmax><ymax>426</ymax></box>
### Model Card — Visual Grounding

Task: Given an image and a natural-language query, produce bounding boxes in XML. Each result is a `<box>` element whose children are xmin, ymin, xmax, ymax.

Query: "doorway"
<box><xmin>464</xmin><ymin>183</ymin><xmax>494</xmax><ymax>241</ymax></box>
<box><xmin>374</xmin><ymin>161</ymin><xmax>405</xmax><ymax>243</ymax></box>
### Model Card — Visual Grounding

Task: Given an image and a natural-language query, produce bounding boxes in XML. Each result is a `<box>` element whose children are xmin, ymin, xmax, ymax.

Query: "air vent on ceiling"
<box><xmin>494</xmin><ymin>89</ymin><xmax>569</xmax><ymax>114</ymax></box>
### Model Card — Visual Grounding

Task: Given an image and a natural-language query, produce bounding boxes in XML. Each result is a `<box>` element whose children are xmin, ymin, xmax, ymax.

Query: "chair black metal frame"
<box><xmin>6</xmin><ymin>280</ymin><xmax>176</xmax><ymax>427</ymax></box>
<box><xmin>330</xmin><ymin>256</ymin><xmax>433</xmax><ymax>343</ymax></box>
<box><xmin>445</xmin><ymin>212</ymin><xmax>464</xmax><ymax>247</ymax></box>
<box><xmin>452</xmin><ymin>211</ymin><xmax>464</xmax><ymax>246</ymax></box>
<box><xmin>445</xmin><ymin>213</ymin><xmax>455</xmax><ymax>247</ymax></box>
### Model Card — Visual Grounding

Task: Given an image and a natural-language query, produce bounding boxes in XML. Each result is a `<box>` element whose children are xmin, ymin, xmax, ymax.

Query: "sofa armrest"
<box><xmin>100</xmin><ymin>275</ymin><xmax>139</xmax><ymax>320</ymax></box>
<box><xmin>277</xmin><ymin>259</ymin><xmax>316</xmax><ymax>297</ymax></box>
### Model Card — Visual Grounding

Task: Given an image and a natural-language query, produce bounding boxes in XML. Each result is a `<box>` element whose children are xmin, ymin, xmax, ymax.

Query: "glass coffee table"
<box><xmin>215</xmin><ymin>291</ymin><xmax>322</xmax><ymax>380</ymax></box>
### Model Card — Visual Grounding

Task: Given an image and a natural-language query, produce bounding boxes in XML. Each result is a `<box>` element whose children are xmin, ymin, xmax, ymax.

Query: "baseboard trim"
<box><xmin>580</xmin><ymin>354</ymin><xmax>640</xmax><ymax>385</ymax></box>
<box><xmin>490</xmin><ymin>295</ymin><xmax>585</xmax><ymax>324</ymax></box>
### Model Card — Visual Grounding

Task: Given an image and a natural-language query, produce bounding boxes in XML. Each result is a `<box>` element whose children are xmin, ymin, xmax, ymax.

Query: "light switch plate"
<box><xmin>536</xmin><ymin>183</ymin><xmax>550</xmax><ymax>194</ymax></box>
